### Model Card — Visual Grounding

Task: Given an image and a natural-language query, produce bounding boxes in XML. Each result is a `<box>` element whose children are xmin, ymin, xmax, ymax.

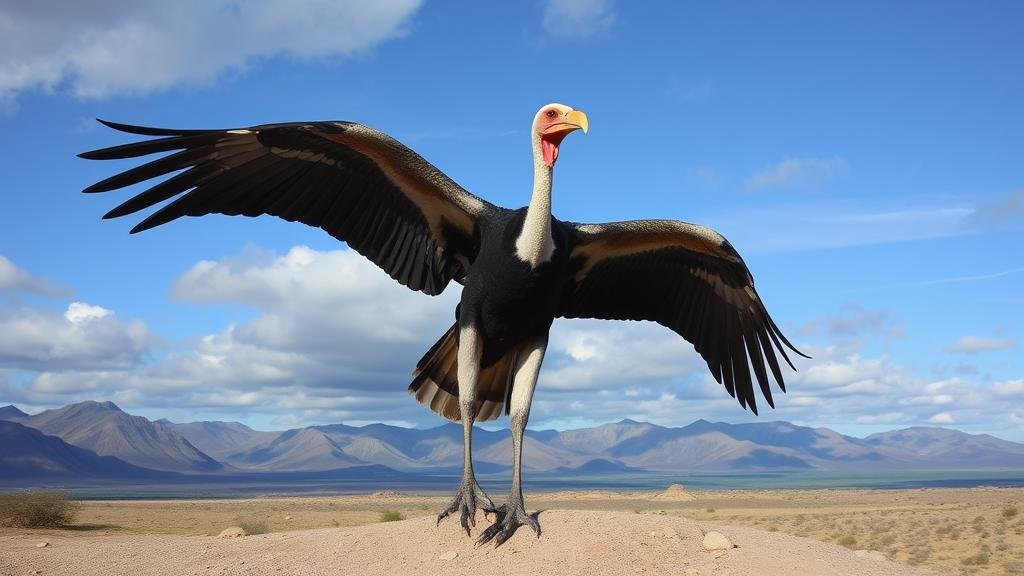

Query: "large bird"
<box><xmin>80</xmin><ymin>103</ymin><xmax>805</xmax><ymax>545</ymax></box>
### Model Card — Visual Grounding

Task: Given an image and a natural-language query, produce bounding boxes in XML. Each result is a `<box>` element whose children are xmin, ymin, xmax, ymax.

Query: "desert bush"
<box><xmin>234</xmin><ymin>515</ymin><xmax>269</xmax><ymax>535</ymax></box>
<box><xmin>961</xmin><ymin>551</ymin><xmax>990</xmax><ymax>566</ymax></box>
<box><xmin>0</xmin><ymin>490</ymin><xmax>80</xmax><ymax>528</ymax></box>
<box><xmin>836</xmin><ymin>534</ymin><xmax>857</xmax><ymax>548</ymax></box>
<box><xmin>380</xmin><ymin>509</ymin><xmax>403</xmax><ymax>522</ymax></box>
<box><xmin>1003</xmin><ymin>505</ymin><xmax>1019</xmax><ymax>518</ymax></box>
<box><xmin>1004</xmin><ymin>560</ymin><xmax>1024</xmax><ymax>574</ymax></box>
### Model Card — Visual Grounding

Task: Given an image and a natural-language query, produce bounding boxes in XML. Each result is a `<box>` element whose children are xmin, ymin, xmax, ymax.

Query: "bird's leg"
<box><xmin>437</xmin><ymin>325</ymin><xmax>496</xmax><ymax>535</ymax></box>
<box><xmin>479</xmin><ymin>337</ymin><xmax>547</xmax><ymax>547</ymax></box>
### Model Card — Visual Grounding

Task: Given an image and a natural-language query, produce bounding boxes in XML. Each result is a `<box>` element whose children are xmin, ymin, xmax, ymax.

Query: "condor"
<box><xmin>81</xmin><ymin>103</ymin><xmax>805</xmax><ymax>545</ymax></box>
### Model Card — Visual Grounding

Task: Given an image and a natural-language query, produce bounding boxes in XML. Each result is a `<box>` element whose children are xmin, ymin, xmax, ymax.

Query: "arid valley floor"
<box><xmin>2</xmin><ymin>487</ymin><xmax>1022</xmax><ymax>576</ymax></box>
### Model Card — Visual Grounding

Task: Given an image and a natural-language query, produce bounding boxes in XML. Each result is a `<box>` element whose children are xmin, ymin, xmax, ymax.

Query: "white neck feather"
<box><xmin>514</xmin><ymin>134</ymin><xmax>555</xmax><ymax>268</ymax></box>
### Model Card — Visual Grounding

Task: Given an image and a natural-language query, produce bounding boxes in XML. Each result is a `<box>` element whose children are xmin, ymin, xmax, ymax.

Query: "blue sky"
<box><xmin>1</xmin><ymin>0</ymin><xmax>1022</xmax><ymax>439</ymax></box>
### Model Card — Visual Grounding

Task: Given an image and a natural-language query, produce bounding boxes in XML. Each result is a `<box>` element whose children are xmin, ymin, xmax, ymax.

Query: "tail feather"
<box><xmin>409</xmin><ymin>323</ymin><xmax>518</xmax><ymax>422</ymax></box>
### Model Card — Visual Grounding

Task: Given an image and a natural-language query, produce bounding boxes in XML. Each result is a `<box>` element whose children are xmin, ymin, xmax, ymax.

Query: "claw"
<box><xmin>436</xmin><ymin>477</ymin><xmax>494</xmax><ymax>537</ymax></box>
<box><xmin>477</xmin><ymin>501</ymin><xmax>541</xmax><ymax>547</ymax></box>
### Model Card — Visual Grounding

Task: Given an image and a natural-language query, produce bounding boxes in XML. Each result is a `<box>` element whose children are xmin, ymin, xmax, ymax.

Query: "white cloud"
<box><xmin>0</xmin><ymin>0</ymin><xmax>422</xmax><ymax>104</ymax></box>
<box><xmin>64</xmin><ymin>302</ymin><xmax>112</xmax><ymax>324</ymax></box>
<box><xmin>993</xmin><ymin>380</ymin><xmax>1024</xmax><ymax>398</ymax></box>
<box><xmin>945</xmin><ymin>335</ymin><xmax>1015</xmax><ymax>354</ymax></box>
<box><xmin>929</xmin><ymin>412</ymin><xmax>955</xmax><ymax>425</ymax></box>
<box><xmin>0</xmin><ymin>255</ymin><xmax>68</xmax><ymax>296</ymax></box>
<box><xmin>0</xmin><ymin>302</ymin><xmax>150</xmax><ymax>371</ymax></box>
<box><xmin>541</xmin><ymin>0</ymin><xmax>615</xmax><ymax>39</ymax></box>
<box><xmin>744</xmin><ymin>156</ymin><xmax>848</xmax><ymax>192</ymax></box>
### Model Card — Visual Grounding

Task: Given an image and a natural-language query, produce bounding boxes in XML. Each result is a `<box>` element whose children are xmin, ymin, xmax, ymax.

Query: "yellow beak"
<box><xmin>566</xmin><ymin>110</ymin><xmax>589</xmax><ymax>134</ymax></box>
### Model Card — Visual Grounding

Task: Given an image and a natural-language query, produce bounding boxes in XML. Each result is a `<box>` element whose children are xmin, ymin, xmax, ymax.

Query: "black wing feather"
<box><xmin>559</xmin><ymin>220</ymin><xmax>806</xmax><ymax>414</ymax></box>
<box><xmin>81</xmin><ymin>120</ymin><xmax>496</xmax><ymax>296</ymax></box>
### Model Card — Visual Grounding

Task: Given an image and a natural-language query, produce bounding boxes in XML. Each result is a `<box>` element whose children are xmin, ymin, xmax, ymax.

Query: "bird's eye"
<box><xmin>545</xmin><ymin>109</ymin><xmax>558</xmax><ymax>119</ymax></box>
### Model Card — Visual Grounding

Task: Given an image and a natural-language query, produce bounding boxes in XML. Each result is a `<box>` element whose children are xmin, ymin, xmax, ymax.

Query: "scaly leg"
<box><xmin>479</xmin><ymin>335</ymin><xmax>547</xmax><ymax>546</ymax></box>
<box><xmin>437</xmin><ymin>324</ymin><xmax>496</xmax><ymax>535</ymax></box>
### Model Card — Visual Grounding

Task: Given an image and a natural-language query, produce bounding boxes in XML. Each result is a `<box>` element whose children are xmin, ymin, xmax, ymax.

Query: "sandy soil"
<box><xmin>0</xmin><ymin>508</ymin><xmax>936</xmax><ymax>576</ymax></box>
<box><xmin>2</xmin><ymin>487</ymin><xmax>1021</xmax><ymax>575</ymax></box>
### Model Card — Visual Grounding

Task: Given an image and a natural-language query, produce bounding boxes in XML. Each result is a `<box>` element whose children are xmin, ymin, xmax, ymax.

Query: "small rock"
<box><xmin>36</xmin><ymin>542</ymin><xmax>49</xmax><ymax>548</ymax></box>
<box><xmin>33</xmin><ymin>571</ymin><xmax>42</xmax><ymax>575</ymax></box>
<box><xmin>438</xmin><ymin>551</ymin><xmax>458</xmax><ymax>561</ymax></box>
<box><xmin>283</xmin><ymin>516</ymin><xmax>292</xmax><ymax>520</ymax></box>
<box><xmin>217</xmin><ymin>526</ymin><xmax>246</xmax><ymax>538</ymax></box>
<box><xmin>702</xmin><ymin>531</ymin><xmax>733</xmax><ymax>551</ymax></box>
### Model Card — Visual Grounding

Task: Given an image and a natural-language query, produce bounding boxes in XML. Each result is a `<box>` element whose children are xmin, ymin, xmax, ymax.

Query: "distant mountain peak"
<box><xmin>71</xmin><ymin>400</ymin><xmax>122</xmax><ymax>412</ymax></box>
<box><xmin>0</xmin><ymin>405</ymin><xmax>29</xmax><ymax>420</ymax></box>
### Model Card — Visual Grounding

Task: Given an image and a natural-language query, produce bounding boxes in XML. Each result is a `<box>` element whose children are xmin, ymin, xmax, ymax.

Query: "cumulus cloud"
<box><xmin>744</xmin><ymin>156</ymin><xmax>848</xmax><ymax>192</ymax></box>
<box><xmin>0</xmin><ymin>0</ymin><xmax>422</xmax><ymax>104</ymax></box>
<box><xmin>541</xmin><ymin>0</ymin><xmax>615</xmax><ymax>39</ymax></box>
<box><xmin>0</xmin><ymin>302</ymin><xmax>150</xmax><ymax>371</ymax></box>
<box><xmin>945</xmin><ymin>335</ymin><xmax>1016</xmax><ymax>354</ymax></box>
<box><xmin>0</xmin><ymin>255</ymin><xmax>69</xmax><ymax>296</ymax></box>
<box><xmin>993</xmin><ymin>379</ymin><xmax>1024</xmax><ymax>397</ymax></box>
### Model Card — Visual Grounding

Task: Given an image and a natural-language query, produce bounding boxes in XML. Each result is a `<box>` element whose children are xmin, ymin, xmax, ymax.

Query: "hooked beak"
<box><xmin>542</xmin><ymin>109</ymin><xmax>589</xmax><ymax>137</ymax></box>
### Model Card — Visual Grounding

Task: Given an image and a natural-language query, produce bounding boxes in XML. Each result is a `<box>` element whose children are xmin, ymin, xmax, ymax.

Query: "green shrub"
<box><xmin>380</xmin><ymin>509</ymin><xmax>404</xmax><ymax>522</ymax></box>
<box><xmin>0</xmin><ymin>490</ymin><xmax>79</xmax><ymax>528</ymax></box>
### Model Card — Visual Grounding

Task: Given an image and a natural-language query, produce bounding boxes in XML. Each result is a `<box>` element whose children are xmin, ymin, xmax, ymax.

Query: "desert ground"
<box><xmin>1</xmin><ymin>487</ymin><xmax>1021</xmax><ymax>576</ymax></box>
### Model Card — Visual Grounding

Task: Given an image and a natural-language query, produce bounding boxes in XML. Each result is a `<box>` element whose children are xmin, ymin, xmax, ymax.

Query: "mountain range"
<box><xmin>2</xmin><ymin>400</ymin><xmax>1024</xmax><ymax>483</ymax></box>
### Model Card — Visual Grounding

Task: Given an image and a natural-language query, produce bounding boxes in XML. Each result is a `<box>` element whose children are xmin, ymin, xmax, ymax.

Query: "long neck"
<box><xmin>514</xmin><ymin>135</ymin><xmax>555</xmax><ymax>268</ymax></box>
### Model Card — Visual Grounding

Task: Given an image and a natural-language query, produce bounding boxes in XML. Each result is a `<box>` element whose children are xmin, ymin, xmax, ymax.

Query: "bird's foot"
<box><xmin>477</xmin><ymin>499</ymin><xmax>540</xmax><ymax>547</ymax></box>
<box><xmin>437</xmin><ymin>476</ymin><xmax>496</xmax><ymax>536</ymax></box>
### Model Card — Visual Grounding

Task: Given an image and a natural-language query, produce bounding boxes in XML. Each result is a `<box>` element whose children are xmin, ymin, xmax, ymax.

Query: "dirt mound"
<box><xmin>653</xmin><ymin>483</ymin><xmax>698</xmax><ymax>501</ymax></box>
<box><xmin>0</xmin><ymin>510</ymin><xmax>935</xmax><ymax>576</ymax></box>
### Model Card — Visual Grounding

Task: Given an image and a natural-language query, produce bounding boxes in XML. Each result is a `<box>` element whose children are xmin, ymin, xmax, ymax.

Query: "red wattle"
<box><xmin>542</xmin><ymin>139</ymin><xmax>559</xmax><ymax>167</ymax></box>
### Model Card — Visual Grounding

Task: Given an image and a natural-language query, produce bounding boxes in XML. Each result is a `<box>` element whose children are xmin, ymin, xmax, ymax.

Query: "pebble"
<box><xmin>702</xmin><ymin>531</ymin><xmax>733</xmax><ymax>551</ymax></box>
<box><xmin>284</xmin><ymin>516</ymin><xmax>292</xmax><ymax>520</ymax></box>
<box><xmin>36</xmin><ymin>542</ymin><xmax>49</xmax><ymax>548</ymax></box>
<box><xmin>439</xmin><ymin>551</ymin><xmax>458</xmax><ymax>561</ymax></box>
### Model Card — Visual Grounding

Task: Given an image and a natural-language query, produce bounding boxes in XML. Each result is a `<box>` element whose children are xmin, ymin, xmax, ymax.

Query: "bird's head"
<box><xmin>533</xmin><ymin>103</ymin><xmax>588</xmax><ymax>168</ymax></box>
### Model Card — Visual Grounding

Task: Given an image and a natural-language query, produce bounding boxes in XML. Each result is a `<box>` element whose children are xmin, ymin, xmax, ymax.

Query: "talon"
<box><xmin>478</xmin><ymin>501</ymin><xmax>540</xmax><ymax>547</ymax></box>
<box><xmin>437</xmin><ymin>477</ymin><xmax>494</xmax><ymax>538</ymax></box>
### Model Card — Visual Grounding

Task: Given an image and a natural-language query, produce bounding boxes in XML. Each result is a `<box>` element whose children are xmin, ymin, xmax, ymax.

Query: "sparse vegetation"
<box><xmin>1004</xmin><ymin>505</ymin><xmax>1019</xmax><ymax>519</ymax></box>
<box><xmin>0</xmin><ymin>490</ymin><xmax>80</xmax><ymax>528</ymax></box>
<box><xmin>379</xmin><ymin>509</ymin><xmax>403</xmax><ymax>522</ymax></box>
<box><xmin>234</xmin><ymin>515</ymin><xmax>269</xmax><ymax>535</ymax></box>
<box><xmin>836</xmin><ymin>534</ymin><xmax>857</xmax><ymax>548</ymax></box>
<box><xmin>961</xmin><ymin>551</ymin><xmax>990</xmax><ymax>566</ymax></box>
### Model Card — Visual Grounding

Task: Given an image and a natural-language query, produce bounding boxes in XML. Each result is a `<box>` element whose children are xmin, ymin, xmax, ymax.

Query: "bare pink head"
<box><xmin>533</xmin><ymin>103</ymin><xmax>589</xmax><ymax>168</ymax></box>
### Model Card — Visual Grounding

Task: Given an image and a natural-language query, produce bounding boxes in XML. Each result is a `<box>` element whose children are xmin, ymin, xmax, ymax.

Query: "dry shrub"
<box><xmin>1003</xmin><ymin>505</ymin><xmax>1019</xmax><ymax>518</ymax></box>
<box><xmin>234</xmin><ymin>515</ymin><xmax>269</xmax><ymax>535</ymax></box>
<box><xmin>0</xmin><ymin>490</ymin><xmax>80</xmax><ymax>528</ymax></box>
<box><xmin>380</xmin><ymin>510</ymin><xmax>403</xmax><ymax>522</ymax></box>
<box><xmin>836</xmin><ymin>534</ymin><xmax>857</xmax><ymax>548</ymax></box>
<box><xmin>961</xmin><ymin>551</ymin><xmax>990</xmax><ymax>566</ymax></box>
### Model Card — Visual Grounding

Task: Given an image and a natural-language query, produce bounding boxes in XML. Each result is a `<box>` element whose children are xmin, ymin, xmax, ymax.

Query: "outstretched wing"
<box><xmin>80</xmin><ymin>120</ymin><xmax>498</xmax><ymax>295</ymax></box>
<box><xmin>558</xmin><ymin>219</ymin><xmax>807</xmax><ymax>414</ymax></box>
